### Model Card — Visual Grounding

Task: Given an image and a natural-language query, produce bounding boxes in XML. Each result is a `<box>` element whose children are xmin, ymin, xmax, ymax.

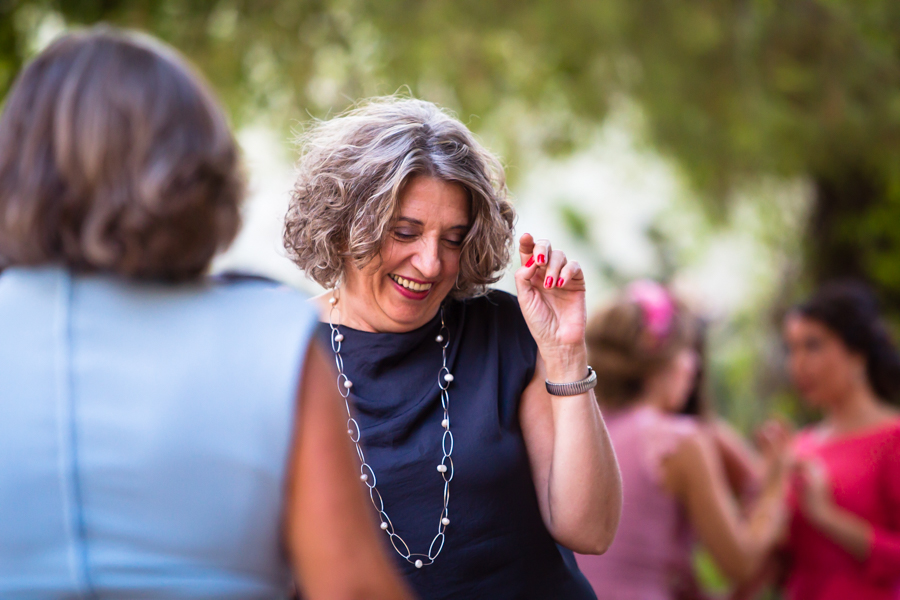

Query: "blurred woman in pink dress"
<box><xmin>575</xmin><ymin>281</ymin><xmax>788</xmax><ymax>600</ymax></box>
<box><xmin>782</xmin><ymin>282</ymin><xmax>900</xmax><ymax>600</ymax></box>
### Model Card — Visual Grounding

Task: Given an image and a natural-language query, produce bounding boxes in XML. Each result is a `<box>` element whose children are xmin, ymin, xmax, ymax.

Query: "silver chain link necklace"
<box><xmin>328</xmin><ymin>288</ymin><xmax>454</xmax><ymax>569</ymax></box>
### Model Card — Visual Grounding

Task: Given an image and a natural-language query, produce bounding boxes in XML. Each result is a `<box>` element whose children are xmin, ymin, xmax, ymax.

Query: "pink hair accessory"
<box><xmin>626</xmin><ymin>280</ymin><xmax>675</xmax><ymax>345</ymax></box>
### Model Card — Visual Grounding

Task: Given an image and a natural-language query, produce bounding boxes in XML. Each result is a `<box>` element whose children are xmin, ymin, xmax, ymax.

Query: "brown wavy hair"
<box><xmin>283</xmin><ymin>96</ymin><xmax>515</xmax><ymax>298</ymax></box>
<box><xmin>587</xmin><ymin>290</ymin><xmax>695</xmax><ymax>408</ymax></box>
<box><xmin>0</xmin><ymin>26</ymin><xmax>243</xmax><ymax>281</ymax></box>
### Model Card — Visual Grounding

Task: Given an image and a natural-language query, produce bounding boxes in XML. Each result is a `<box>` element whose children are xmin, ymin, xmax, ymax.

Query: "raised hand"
<box><xmin>755</xmin><ymin>419</ymin><xmax>793</xmax><ymax>486</ymax></box>
<box><xmin>514</xmin><ymin>233</ymin><xmax>587</xmax><ymax>376</ymax></box>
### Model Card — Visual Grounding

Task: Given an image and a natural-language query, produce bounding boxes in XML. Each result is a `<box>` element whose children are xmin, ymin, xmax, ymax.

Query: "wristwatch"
<box><xmin>545</xmin><ymin>366</ymin><xmax>597</xmax><ymax>396</ymax></box>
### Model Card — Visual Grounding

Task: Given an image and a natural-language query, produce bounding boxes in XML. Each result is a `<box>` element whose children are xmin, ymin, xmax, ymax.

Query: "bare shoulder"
<box><xmin>661</xmin><ymin>425</ymin><xmax>719</xmax><ymax>496</ymax></box>
<box><xmin>667</xmin><ymin>427</ymin><xmax>716</xmax><ymax>469</ymax></box>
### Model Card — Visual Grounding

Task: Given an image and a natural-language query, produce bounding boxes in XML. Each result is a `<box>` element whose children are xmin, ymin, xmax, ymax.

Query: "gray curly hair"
<box><xmin>283</xmin><ymin>96</ymin><xmax>516</xmax><ymax>298</ymax></box>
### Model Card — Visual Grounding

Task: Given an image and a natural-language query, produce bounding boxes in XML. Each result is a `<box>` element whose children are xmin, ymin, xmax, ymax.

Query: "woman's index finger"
<box><xmin>519</xmin><ymin>233</ymin><xmax>536</xmax><ymax>263</ymax></box>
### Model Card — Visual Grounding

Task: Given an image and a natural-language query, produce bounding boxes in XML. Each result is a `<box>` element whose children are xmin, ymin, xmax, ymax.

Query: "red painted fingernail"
<box><xmin>557</xmin><ymin>278</ymin><xmax>564</xmax><ymax>287</ymax></box>
<box><xmin>525</xmin><ymin>256</ymin><xmax>535</xmax><ymax>267</ymax></box>
<box><xmin>537</xmin><ymin>254</ymin><xmax>545</xmax><ymax>264</ymax></box>
<box><xmin>545</xmin><ymin>276</ymin><xmax>553</xmax><ymax>288</ymax></box>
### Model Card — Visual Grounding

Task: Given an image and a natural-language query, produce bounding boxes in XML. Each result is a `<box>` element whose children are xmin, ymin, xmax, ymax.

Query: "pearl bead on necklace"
<box><xmin>328</xmin><ymin>288</ymin><xmax>455</xmax><ymax>568</ymax></box>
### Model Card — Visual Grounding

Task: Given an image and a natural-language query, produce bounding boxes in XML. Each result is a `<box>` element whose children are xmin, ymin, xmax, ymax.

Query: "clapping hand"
<box><xmin>755</xmin><ymin>419</ymin><xmax>793</xmax><ymax>486</ymax></box>
<box><xmin>795</xmin><ymin>458</ymin><xmax>833</xmax><ymax>523</ymax></box>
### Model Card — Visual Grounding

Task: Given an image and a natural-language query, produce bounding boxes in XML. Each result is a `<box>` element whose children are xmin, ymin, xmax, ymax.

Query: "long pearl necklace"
<box><xmin>328</xmin><ymin>288</ymin><xmax>455</xmax><ymax>569</ymax></box>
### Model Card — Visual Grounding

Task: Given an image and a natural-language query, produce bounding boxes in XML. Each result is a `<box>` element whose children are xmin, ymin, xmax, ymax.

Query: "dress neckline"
<box><xmin>806</xmin><ymin>415</ymin><xmax>900</xmax><ymax>447</ymax></box>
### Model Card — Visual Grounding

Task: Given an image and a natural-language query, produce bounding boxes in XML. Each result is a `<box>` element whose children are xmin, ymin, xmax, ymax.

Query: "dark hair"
<box><xmin>793</xmin><ymin>281</ymin><xmax>900</xmax><ymax>403</ymax></box>
<box><xmin>0</xmin><ymin>26</ymin><xmax>243</xmax><ymax>281</ymax></box>
<box><xmin>587</xmin><ymin>284</ymin><xmax>695</xmax><ymax>408</ymax></box>
<box><xmin>680</xmin><ymin>315</ymin><xmax>711</xmax><ymax>418</ymax></box>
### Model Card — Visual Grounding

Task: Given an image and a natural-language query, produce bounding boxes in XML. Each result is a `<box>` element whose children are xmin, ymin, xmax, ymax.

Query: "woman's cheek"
<box><xmin>444</xmin><ymin>256</ymin><xmax>461</xmax><ymax>287</ymax></box>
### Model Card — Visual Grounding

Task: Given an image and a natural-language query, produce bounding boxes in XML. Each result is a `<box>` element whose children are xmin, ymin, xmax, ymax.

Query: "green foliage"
<box><xmin>558</xmin><ymin>203</ymin><xmax>590</xmax><ymax>243</ymax></box>
<box><xmin>4</xmin><ymin>1</ymin><xmax>897</xmax><ymax>181</ymax></box>
<box><xmin>3</xmin><ymin>0</ymin><xmax>899</xmax><ymax>300</ymax></box>
<box><xmin>0</xmin><ymin>2</ymin><xmax>23</xmax><ymax>97</ymax></box>
<box><xmin>693</xmin><ymin>548</ymin><xmax>729</xmax><ymax>594</ymax></box>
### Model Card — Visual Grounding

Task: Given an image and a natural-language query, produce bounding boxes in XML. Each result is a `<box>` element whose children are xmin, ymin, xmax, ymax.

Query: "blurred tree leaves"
<box><xmin>558</xmin><ymin>204</ymin><xmax>590</xmax><ymax>244</ymax></box>
<box><xmin>3</xmin><ymin>0</ymin><xmax>900</xmax><ymax>303</ymax></box>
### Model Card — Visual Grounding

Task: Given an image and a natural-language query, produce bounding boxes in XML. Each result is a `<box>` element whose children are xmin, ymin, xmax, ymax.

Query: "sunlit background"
<box><xmin>3</xmin><ymin>1</ymin><xmax>898</xmax><ymax>451</ymax></box>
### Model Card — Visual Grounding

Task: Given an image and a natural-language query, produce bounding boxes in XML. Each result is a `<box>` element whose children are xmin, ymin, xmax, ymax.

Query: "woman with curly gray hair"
<box><xmin>284</xmin><ymin>97</ymin><xmax>622</xmax><ymax>599</ymax></box>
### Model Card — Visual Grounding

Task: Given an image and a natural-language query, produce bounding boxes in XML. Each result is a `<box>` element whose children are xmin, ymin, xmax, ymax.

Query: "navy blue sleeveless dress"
<box><xmin>316</xmin><ymin>290</ymin><xmax>596</xmax><ymax>599</ymax></box>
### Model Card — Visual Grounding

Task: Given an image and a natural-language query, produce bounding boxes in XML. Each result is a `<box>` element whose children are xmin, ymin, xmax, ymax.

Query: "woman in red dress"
<box><xmin>782</xmin><ymin>282</ymin><xmax>900</xmax><ymax>600</ymax></box>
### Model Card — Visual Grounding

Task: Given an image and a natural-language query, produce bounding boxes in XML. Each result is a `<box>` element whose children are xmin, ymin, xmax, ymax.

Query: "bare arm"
<box><xmin>806</xmin><ymin>505</ymin><xmax>872</xmax><ymax>560</ymax></box>
<box><xmin>519</xmin><ymin>351</ymin><xmax>621</xmax><ymax>554</ymax></box>
<box><xmin>795</xmin><ymin>459</ymin><xmax>871</xmax><ymax>560</ymax></box>
<box><xmin>285</xmin><ymin>342</ymin><xmax>415</xmax><ymax>600</ymax></box>
<box><xmin>708</xmin><ymin>419</ymin><xmax>765</xmax><ymax>500</ymax></box>
<box><xmin>515</xmin><ymin>234</ymin><xmax>622</xmax><ymax>555</ymax></box>
<box><xmin>664</xmin><ymin>430</ymin><xmax>787</xmax><ymax>583</ymax></box>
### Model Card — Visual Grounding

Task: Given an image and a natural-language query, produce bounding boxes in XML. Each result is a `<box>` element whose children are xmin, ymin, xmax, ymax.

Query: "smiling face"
<box><xmin>341</xmin><ymin>176</ymin><xmax>470</xmax><ymax>332</ymax></box>
<box><xmin>783</xmin><ymin>313</ymin><xmax>865</xmax><ymax>409</ymax></box>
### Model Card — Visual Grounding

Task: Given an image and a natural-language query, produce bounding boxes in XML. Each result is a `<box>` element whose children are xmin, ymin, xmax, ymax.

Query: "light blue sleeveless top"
<box><xmin>0</xmin><ymin>266</ymin><xmax>318</xmax><ymax>599</ymax></box>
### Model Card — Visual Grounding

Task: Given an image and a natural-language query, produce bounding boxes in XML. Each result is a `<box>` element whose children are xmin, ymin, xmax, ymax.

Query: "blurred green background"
<box><xmin>4</xmin><ymin>1</ymin><xmax>899</xmax><ymax>595</ymax></box>
<box><xmin>6</xmin><ymin>0</ymin><xmax>899</xmax><ymax>425</ymax></box>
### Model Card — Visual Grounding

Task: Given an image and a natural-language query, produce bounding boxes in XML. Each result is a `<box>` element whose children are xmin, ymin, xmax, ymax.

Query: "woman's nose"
<box><xmin>412</xmin><ymin>239</ymin><xmax>442</xmax><ymax>279</ymax></box>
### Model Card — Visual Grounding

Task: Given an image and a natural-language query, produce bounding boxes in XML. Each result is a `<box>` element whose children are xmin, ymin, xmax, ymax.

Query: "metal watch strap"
<box><xmin>545</xmin><ymin>366</ymin><xmax>597</xmax><ymax>396</ymax></box>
